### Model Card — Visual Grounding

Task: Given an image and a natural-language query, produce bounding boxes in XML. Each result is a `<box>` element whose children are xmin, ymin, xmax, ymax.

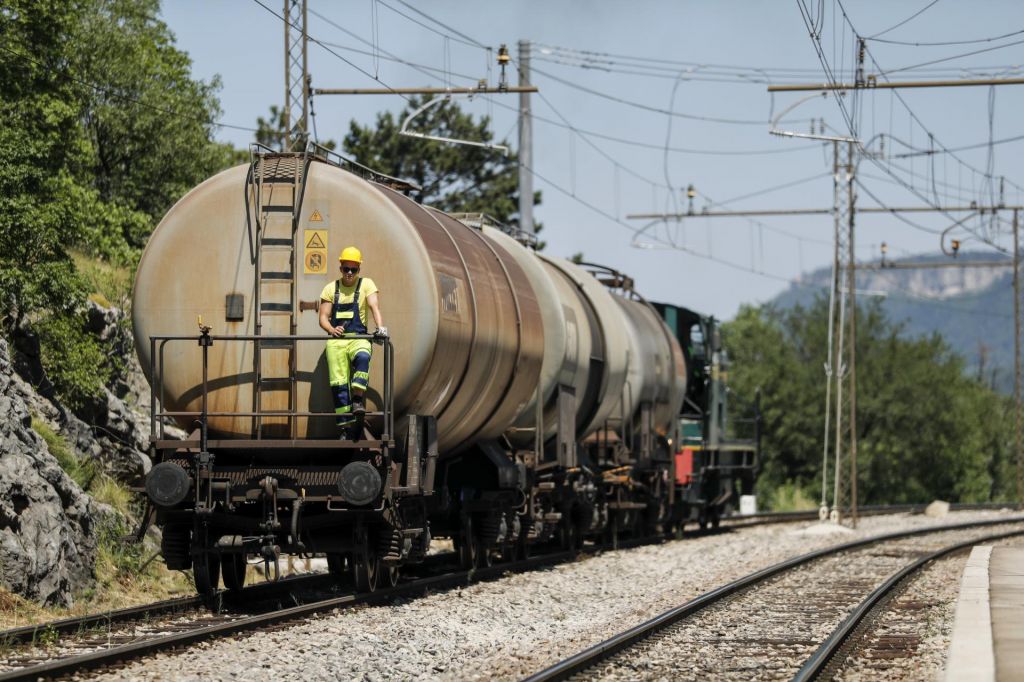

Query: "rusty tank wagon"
<box><xmin>137</xmin><ymin>144</ymin><xmax>759</xmax><ymax>597</ymax></box>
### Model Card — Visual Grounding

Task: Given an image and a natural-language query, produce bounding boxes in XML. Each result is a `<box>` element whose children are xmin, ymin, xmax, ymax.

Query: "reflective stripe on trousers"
<box><xmin>326</xmin><ymin>337</ymin><xmax>372</xmax><ymax>427</ymax></box>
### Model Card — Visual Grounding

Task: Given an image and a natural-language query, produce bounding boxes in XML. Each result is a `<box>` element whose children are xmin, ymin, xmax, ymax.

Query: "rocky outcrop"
<box><xmin>14</xmin><ymin>301</ymin><xmax>159</xmax><ymax>486</ymax></box>
<box><xmin>0</xmin><ymin>339</ymin><xmax>107</xmax><ymax>606</ymax></box>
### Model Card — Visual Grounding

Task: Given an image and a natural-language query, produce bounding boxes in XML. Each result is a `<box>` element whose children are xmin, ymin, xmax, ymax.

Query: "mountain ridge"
<box><xmin>770</xmin><ymin>251</ymin><xmax>1016</xmax><ymax>391</ymax></box>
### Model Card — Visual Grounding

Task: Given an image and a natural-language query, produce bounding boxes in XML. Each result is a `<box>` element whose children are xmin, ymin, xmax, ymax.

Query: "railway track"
<box><xmin>1</xmin><ymin>505</ymin><xmax>1015</xmax><ymax>680</ymax></box>
<box><xmin>0</xmin><ymin>540</ymin><xmax>625</xmax><ymax>681</ymax></box>
<box><xmin>522</xmin><ymin>516</ymin><xmax>1024</xmax><ymax>681</ymax></box>
<box><xmin>0</xmin><ymin>503</ymin><xmax>974</xmax><ymax>648</ymax></box>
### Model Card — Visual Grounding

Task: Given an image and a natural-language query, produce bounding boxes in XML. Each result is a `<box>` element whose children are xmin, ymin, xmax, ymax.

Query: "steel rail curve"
<box><xmin>791</xmin><ymin>526</ymin><xmax>1024</xmax><ymax>681</ymax></box>
<box><xmin>521</xmin><ymin>515</ymin><xmax>1024</xmax><ymax>682</ymax></box>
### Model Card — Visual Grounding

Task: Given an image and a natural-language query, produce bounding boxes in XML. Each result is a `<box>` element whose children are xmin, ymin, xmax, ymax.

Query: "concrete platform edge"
<box><xmin>945</xmin><ymin>545</ymin><xmax>994</xmax><ymax>682</ymax></box>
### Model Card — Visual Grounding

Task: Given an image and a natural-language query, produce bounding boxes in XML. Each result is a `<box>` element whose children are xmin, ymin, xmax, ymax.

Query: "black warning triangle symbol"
<box><xmin>306</xmin><ymin>232</ymin><xmax>326</xmax><ymax>249</ymax></box>
<box><xmin>309</xmin><ymin>209</ymin><xmax>323</xmax><ymax>222</ymax></box>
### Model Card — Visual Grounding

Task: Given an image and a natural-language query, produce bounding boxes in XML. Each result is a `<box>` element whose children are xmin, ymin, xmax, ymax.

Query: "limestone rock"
<box><xmin>0</xmin><ymin>339</ymin><xmax>105</xmax><ymax>606</ymax></box>
<box><xmin>13</xmin><ymin>301</ymin><xmax>158</xmax><ymax>486</ymax></box>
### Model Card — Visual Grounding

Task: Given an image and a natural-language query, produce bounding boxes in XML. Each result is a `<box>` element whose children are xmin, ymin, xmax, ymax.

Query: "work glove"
<box><xmin>374</xmin><ymin>326</ymin><xmax>389</xmax><ymax>339</ymax></box>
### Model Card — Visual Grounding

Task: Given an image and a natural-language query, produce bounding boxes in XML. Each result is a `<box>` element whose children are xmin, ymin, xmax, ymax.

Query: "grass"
<box><xmin>31</xmin><ymin>418</ymin><xmax>96</xmax><ymax>490</ymax></box>
<box><xmin>70</xmin><ymin>248</ymin><xmax>134</xmax><ymax>310</ymax></box>
<box><xmin>8</xmin><ymin>419</ymin><xmax>193</xmax><ymax>630</ymax></box>
<box><xmin>761</xmin><ymin>480</ymin><xmax>818</xmax><ymax>512</ymax></box>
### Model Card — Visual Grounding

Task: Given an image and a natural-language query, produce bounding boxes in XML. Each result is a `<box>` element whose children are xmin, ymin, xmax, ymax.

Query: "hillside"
<box><xmin>771</xmin><ymin>251</ymin><xmax>1016</xmax><ymax>392</ymax></box>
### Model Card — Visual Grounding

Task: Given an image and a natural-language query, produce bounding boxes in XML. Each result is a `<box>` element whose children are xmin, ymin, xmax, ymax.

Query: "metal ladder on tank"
<box><xmin>245</xmin><ymin>144</ymin><xmax>314</xmax><ymax>439</ymax></box>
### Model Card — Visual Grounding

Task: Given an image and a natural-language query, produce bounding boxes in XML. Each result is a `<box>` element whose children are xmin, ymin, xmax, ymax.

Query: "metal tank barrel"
<box><xmin>133</xmin><ymin>160</ymin><xmax>544</xmax><ymax>453</ymax></box>
<box><xmin>133</xmin><ymin>156</ymin><xmax>685</xmax><ymax>455</ymax></box>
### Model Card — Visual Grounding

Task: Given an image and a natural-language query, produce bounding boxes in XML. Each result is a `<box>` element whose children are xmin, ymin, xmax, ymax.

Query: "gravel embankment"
<box><xmin>90</xmin><ymin>509</ymin><xmax>1021</xmax><ymax>682</ymax></box>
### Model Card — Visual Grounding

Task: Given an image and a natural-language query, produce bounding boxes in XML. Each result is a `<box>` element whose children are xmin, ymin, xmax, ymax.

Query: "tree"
<box><xmin>722</xmin><ymin>297</ymin><xmax>1014</xmax><ymax>506</ymax></box>
<box><xmin>1</xmin><ymin>0</ymin><xmax>242</xmax><ymax>409</ymax></box>
<box><xmin>344</xmin><ymin>95</ymin><xmax>541</xmax><ymax>232</ymax></box>
<box><xmin>72</xmin><ymin>0</ymin><xmax>243</xmax><ymax>252</ymax></box>
<box><xmin>255</xmin><ymin>105</ymin><xmax>336</xmax><ymax>153</ymax></box>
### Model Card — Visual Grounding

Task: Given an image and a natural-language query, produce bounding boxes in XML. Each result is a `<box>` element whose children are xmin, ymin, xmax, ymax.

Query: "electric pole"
<box><xmin>829</xmin><ymin>140</ymin><xmax>857</xmax><ymax>527</ymax></box>
<box><xmin>518</xmin><ymin>39</ymin><xmax>535</xmax><ymax>235</ymax></box>
<box><xmin>283</xmin><ymin>0</ymin><xmax>308</xmax><ymax>151</ymax></box>
<box><xmin>1016</xmin><ymin>209</ymin><xmax>1022</xmax><ymax>505</ymax></box>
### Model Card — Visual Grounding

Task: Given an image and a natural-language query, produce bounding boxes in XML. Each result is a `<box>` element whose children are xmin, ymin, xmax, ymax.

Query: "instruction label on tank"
<box><xmin>303</xmin><ymin>229</ymin><xmax>328</xmax><ymax>274</ymax></box>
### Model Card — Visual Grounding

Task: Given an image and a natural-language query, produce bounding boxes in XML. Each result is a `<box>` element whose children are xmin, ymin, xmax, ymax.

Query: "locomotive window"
<box><xmin>225</xmin><ymin>293</ymin><xmax>245</xmax><ymax>321</ymax></box>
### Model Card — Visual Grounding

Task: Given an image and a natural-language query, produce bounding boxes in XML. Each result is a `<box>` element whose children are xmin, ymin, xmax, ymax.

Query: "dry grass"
<box><xmin>8</xmin><ymin>420</ymin><xmax>194</xmax><ymax>631</ymax></box>
<box><xmin>71</xmin><ymin>248</ymin><xmax>133</xmax><ymax>310</ymax></box>
<box><xmin>0</xmin><ymin>561</ymin><xmax>193</xmax><ymax>631</ymax></box>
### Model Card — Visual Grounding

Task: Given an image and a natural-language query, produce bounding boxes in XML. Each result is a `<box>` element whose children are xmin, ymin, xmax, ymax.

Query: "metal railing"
<box><xmin>149</xmin><ymin>332</ymin><xmax>394</xmax><ymax>450</ymax></box>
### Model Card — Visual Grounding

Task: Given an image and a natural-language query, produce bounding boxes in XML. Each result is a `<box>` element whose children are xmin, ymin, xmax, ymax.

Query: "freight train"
<box><xmin>136</xmin><ymin>145</ymin><xmax>759</xmax><ymax>597</ymax></box>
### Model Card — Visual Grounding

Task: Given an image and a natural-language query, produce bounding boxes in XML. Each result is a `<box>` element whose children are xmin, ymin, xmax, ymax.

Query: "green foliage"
<box><xmin>34</xmin><ymin>314</ymin><xmax>113</xmax><ymax>410</ymax></box>
<box><xmin>31</xmin><ymin>418</ymin><xmax>97</xmax><ymax>490</ymax></box>
<box><xmin>1</xmin><ymin>0</ymin><xmax>242</xmax><ymax>410</ymax></box>
<box><xmin>95</xmin><ymin>511</ymin><xmax>147</xmax><ymax>586</ymax></box>
<box><xmin>759</xmin><ymin>480</ymin><xmax>817</xmax><ymax>512</ymax></box>
<box><xmin>71</xmin><ymin>250</ymin><xmax>134</xmax><ymax>311</ymax></box>
<box><xmin>73</xmin><ymin>0</ymin><xmax>241</xmax><ymax>227</ymax></box>
<box><xmin>723</xmin><ymin>297</ymin><xmax>1017</xmax><ymax>505</ymax></box>
<box><xmin>344</xmin><ymin>95</ymin><xmax>541</xmax><ymax>230</ymax></box>
<box><xmin>255</xmin><ymin>105</ymin><xmax>336</xmax><ymax>153</ymax></box>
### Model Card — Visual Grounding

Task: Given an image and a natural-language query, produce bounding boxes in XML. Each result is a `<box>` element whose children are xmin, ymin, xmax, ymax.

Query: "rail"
<box><xmin>148</xmin><ymin>332</ymin><xmax>394</xmax><ymax>447</ymax></box>
<box><xmin>792</xmin><ymin>527</ymin><xmax>1024</xmax><ymax>681</ymax></box>
<box><xmin>522</xmin><ymin>515</ymin><xmax>1024</xmax><ymax>681</ymax></box>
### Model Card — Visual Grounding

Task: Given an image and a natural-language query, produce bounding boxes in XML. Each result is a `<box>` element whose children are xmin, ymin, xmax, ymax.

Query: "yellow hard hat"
<box><xmin>338</xmin><ymin>246</ymin><xmax>362</xmax><ymax>263</ymax></box>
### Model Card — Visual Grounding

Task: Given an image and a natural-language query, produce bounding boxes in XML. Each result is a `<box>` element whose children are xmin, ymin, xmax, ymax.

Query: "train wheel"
<box><xmin>458</xmin><ymin>517</ymin><xmax>478</xmax><ymax>569</ymax></box>
<box><xmin>379</xmin><ymin>561</ymin><xmax>399</xmax><ymax>588</ymax></box>
<box><xmin>710</xmin><ymin>508</ymin><xmax>721</xmax><ymax>530</ymax></box>
<box><xmin>517</xmin><ymin>533</ymin><xmax>531</xmax><ymax>560</ymax></box>
<box><xmin>352</xmin><ymin>551</ymin><xmax>378</xmax><ymax>593</ymax></box>
<box><xmin>193</xmin><ymin>550</ymin><xmax>220</xmax><ymax>598</ymax></box>
<box><xmin>478</xmin><ymin>542</ymin><xmax>494</xmax><ymax>568</ymax></box>
<box><xmin>221</xmin><ymin>553</ymin><xmax>246</xmax><ymax>592</ymax></box>
<box><xmin>560</xmin><ymin>518</ymin><xmax>582</xmax><ymax>554</ymax></box>
<box><xmin>327</xmin><ymin>553</ymin><xmax>348</xmax><ymax>582</ymax></box>
<box><xmin>352</xmin><ymin>530</ymin><xmax>378</xmax><ymax>592</ymax></box>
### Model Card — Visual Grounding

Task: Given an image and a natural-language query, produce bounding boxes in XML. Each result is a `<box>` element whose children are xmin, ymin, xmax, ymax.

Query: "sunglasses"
<box><xmin>341</xmin><ymin>266</ymin><xmax>360</xmax><ymax>274</ymax></box>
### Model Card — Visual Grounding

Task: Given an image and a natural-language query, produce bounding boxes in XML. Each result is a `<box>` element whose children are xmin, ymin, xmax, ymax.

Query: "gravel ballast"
<box><xmin>90</xmin><ymin>509</ymin><xmax>1021</xmax><ymax>681</ymax></box>
<box><xmin>835</xmin><ymin>537</ymin><xmax>1024</xmax><ymax>682</ymax></box>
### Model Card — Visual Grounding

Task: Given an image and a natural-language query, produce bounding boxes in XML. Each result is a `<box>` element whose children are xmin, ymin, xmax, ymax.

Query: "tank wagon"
<box><xmin>137</xmin><ymin>145</ymin><xmax>758</xmax><ymax>596</ymax></box>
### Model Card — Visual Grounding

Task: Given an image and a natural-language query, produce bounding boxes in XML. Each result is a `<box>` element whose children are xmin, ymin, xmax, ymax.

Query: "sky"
<box><xmin>159</xmin><ymin>0</ymin><xmax>1024</xmax><ymax>319</ymax></box>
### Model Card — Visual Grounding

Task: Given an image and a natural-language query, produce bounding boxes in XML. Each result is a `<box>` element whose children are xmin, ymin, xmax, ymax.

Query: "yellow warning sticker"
<box><xmin>305</xmin><ymin>231</ymin><xmax>326</xmax><ymax>249</ymax></box>
<box><xmin>303</xmin><ymin>229</ymin><xmax>328</xmax><ymax>274</ymax></box>
<box><xmin>309</xmin><ymin>209</ymin><xmax>324</xmax><ymax>222</ymax></box>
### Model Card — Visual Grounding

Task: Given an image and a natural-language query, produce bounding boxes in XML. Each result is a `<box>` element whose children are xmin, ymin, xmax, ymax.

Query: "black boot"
<box><xmin>352</xmin><ymin>396</ymin><xmax>366</xmax><ymax>419</ymax></box>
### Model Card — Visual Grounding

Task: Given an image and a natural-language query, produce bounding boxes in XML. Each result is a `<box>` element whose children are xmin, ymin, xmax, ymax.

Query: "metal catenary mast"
<box><xmin>283</xmin><ymin>0</ymin><xmax>309</xmax><ymax>150</ymax></box>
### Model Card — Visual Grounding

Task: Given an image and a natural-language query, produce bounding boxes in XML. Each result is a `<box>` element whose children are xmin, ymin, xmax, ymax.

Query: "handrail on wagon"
<box><xmin>148</xmin><ymin>332</ymin><xmax>395</xmax><ymax>451</ymax></box>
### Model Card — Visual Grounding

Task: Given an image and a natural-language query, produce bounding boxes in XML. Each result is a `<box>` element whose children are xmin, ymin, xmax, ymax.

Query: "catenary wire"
<box><xmin>868</xmin><ymin>26</ymin><xmax>1024</xmax><ymax>47</ymax></box>
<box><xmin>879</xmin><ymin>37</ymin><xmax>1024</xmax><ymax>77</ymax></box>
<box><xmin>866</xmin><ymin>0</ymin><xmax>942</xmax><ymax>39</ymax></box>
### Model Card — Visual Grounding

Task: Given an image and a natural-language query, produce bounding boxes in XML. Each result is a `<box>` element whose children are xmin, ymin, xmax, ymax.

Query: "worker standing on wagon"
<box><xmin>318</xmin><ymin>246</ymin><xmax>387</xmax><ymax>439</ymax></box>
